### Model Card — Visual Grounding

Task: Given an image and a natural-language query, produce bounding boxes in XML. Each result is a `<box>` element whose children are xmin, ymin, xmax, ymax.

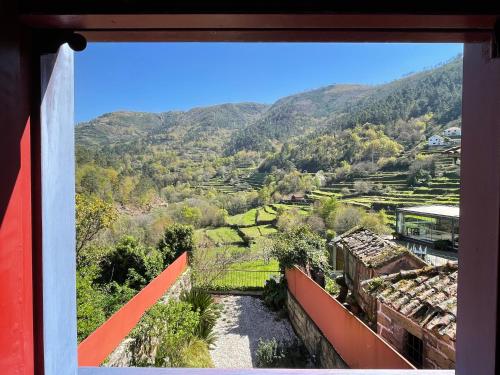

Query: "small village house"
<box><xmin>329</xmin><ymin>227</ymin><xmax>426</xmax><ymax>314</ymax></box>
<box><xmin>443</xmin><ymin>127</ymin><xmax>461</xmax><ymax>138</ymax></box>
<box><xmin>361</xmin><ymin>262</ymin><xmax>457</xmax><ymax>369</ymax></box>
<box><xmin>428</xmin><ymin>134</ymin><xmax>446</xmax><ymax>146</ymax></box>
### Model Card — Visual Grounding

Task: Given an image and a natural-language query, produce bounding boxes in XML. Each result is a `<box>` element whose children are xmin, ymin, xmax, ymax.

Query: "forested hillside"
<box><xmin>76</xmin><ymin>55</ymin><xmax>462</xmax><ymax>207</ymax></box>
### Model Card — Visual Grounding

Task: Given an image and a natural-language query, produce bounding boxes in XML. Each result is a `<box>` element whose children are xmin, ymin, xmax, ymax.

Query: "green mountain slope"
<box><xmin>227</xmin><ymin>57</ymin><xmax>462</xmax><ymax>153</ymax></box>
<box><xmin>76</xmin><ymin>102</ymin><xmax>269</xmax><ymax>151</ymax></box>
<box><xmin>77</xmin><ymin>56</ymin><xmax>462</xmax><ymax>156</ymax></box>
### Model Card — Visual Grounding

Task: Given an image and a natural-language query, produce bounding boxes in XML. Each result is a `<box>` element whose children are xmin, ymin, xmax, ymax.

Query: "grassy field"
<box><xmin>256</xmin><ymin>207</ymin><xmax>276</xmax><ymax>222</ymax></box>
<box><xmin>239</xmin><ymin>224</ymin><xmax>277</xmax><ymax>240</ymax></box>
<box><xmin>195</xmin><ymin>243</ymin><xmax>280</xmax><ymax>291</ymax></box>
<box><xmin>207</xmin><ymin>257</ymin><xmax>280</xmax><ymax>290</ymax></box>
<box><xmin>205</xmin><ymin>227</ymin><xmax>243</xmax><ymax>244</ymax></box>
<box><xmin>225</xmin><ymin>208</ymin><xmax>258</xmax><ymax>226</ymax></box>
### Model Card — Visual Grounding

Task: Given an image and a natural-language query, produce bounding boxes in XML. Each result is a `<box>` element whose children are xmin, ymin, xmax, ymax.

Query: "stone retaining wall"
<box><xmin>286</xmin><ymin>291</ymin><xmax>348</xmax><ymax>369</ymax></box>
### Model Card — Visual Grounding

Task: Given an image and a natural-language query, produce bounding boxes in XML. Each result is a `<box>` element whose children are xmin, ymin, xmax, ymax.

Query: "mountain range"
<box><xmin>76</xmin><ymin>56</ymin><xmax>462</xmax><ymax>155</ymax></box>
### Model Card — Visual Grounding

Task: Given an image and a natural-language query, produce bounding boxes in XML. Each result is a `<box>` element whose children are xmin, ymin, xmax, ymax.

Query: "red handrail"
<box><xmin>286</xmin><ymin>267</ymin><xmax>414</xmax><ymax>369</ymax></box>
<box><xmin>78</xmin><ymin>252</ymin><xmax>188</xmax><ymax>366</ymax></box>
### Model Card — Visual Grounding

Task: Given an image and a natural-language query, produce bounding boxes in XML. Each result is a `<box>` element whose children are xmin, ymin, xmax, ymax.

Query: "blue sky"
<box><xmin>75</xmin><ymin>43</ymin><xmax>463</xmax><ymax>123</ymax></box>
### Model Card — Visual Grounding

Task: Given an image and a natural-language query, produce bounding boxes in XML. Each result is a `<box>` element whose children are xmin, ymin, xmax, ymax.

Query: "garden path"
<box><xmin>210</xmin><ymin>295</ymin><xmax>298</xmax><ymax>368</ymax></box>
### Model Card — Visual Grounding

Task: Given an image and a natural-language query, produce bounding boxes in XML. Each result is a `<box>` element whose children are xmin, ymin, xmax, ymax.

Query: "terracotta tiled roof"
<box><xmin>331</xmin><ymin>227</ymin><xmax>407</xmax><ymax>268</ymax></box>
<box><xmin>363</xmin><ymin>262</ymin><xmax>458</xmax><ymax>341</ymax></box>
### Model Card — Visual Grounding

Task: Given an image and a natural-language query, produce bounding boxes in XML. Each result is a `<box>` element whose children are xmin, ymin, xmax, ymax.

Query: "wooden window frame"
<box><xmin>15</xmin><ymin>8</ymin><xmax>500</xmax><ymax>375</ymax></box>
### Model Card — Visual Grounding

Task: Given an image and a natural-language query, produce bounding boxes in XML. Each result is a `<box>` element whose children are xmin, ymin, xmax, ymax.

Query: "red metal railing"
<box><xmin>285</xmin><ymin>267</ymin><xmax>414</xmax><ymax>369</ymax></box>
<box><xmin>78</xmin><ymin>252</ymin><xmax>188</xmax><ymax>366</ymax></box>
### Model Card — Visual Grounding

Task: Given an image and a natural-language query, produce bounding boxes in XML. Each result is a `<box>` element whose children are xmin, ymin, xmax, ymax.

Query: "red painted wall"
<box><xmin>77</xmin><ymin>252</ymin><xmax>188</xmax><ymax>366</ymax></box>
<box><xmin>0</xmin><ymin>119</ymin><xmax>34</xmax><ymax>375</ymax></box>
<box><xmin>286</xmin><ymin>267</ymin><xmax>414</xmax><ymax>369</ymax></box>
<box><xmin>0</xmin><ymin>2</ymin><xmax>34</xmax><ymax>371</ymax></box>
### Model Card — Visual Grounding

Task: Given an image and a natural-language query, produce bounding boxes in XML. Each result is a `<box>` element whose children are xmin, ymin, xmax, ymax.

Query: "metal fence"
<box><xmin>200</xmin><ymin>269</ymin><xmax>281</xmax><ymax>290</ymax></box>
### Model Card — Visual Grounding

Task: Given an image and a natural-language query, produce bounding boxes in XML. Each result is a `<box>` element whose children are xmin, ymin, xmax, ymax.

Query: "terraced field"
<box><xmin>240</xmin><ymin>171</ymin><xmax>267</xmax><ymax>189</ymax></box>
<box><xmin>205</xmin><ymin>227</ymin><xmax>244</xmax><ymax>245</ymax></box>
<box><xmin>226</xmin><ymin>208</ymin><xmax>258</xmax><ymax>226</ymax></box>
<box><xmin>308</xmin><ymin>154</ymin><xmax>460</xmax><ymax>227</ymax></box>
<box><xmin>195</xmin><ymin>168</ymin><xmax>267</xmax><ymax>194</ymax></box>
<box><xmin>239</xmin><ymin>224</ymin><xmax>277</xmax><ymax>240</ymax></box>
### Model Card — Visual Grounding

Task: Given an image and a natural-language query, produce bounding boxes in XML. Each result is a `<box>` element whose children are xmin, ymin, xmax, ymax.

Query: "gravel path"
<box><xmin>210</xmin><ymin>295</ymin><xmax>298</xmax><ymax>368</ymax></box>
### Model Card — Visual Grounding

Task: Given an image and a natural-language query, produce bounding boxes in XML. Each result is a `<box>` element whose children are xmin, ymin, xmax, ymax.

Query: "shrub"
<box><xmin>179</xmin><ymin>337</ymin><xmax>214</xmax><ymax>368</ymax></box>
<box><xmin>262</xmin><ymin>276</ymin><xmax>287</xmax><ymax>313</ymax></box>
<box><xmin>157</xmin><ymin>224</ymin><xmax>195</xmax><ymax>266</ymax></box>
<box><xmin>101</xmin><ymin>281</ymin><xmax>137</xmax><ymax>316</ymax></box>
<box><xmin>350</xmin><ymin>162</ymin><xmax>378</xmax><ymax>178</ymax></box>
<box><xmin>353</xmin><ymin>180</ymin><xmax>373</xmax><ymax>194</ymax></box>
<box><xmin>325</xmin><ymin>276</ymin><xmax>340</xmax><ymax>297</ymax></box>
<box><xmin>76</xmin><ymin>269</ymin><xmax>106</xmax><ymax>342</ymax></box>
<box><xmin>275</xmin><ymin>208</ymin><xmax>304</xmax><ymax>232</ymax></box>
<box><xmin>98</xmin><ymin>236</ymin><xmax>157</xmax><ymax>290</ymax></box>
<box><xmin>271</xmin><ymin>225</ymin><xmax>330</xmax><ymax>274</ymax></box>
<box><xmin>407</xmin><ymin>156</ymin><xmax>436</xmax><ymax>186</ymax></box>
<box><xmin>340</xmin><ymin>187</ymin><xmax>351</xmax><ymax>195</ymax></box>
<box><xmin>180</xmin><ymin>288</ymin><xmax>221</xmax><ymax>346</ymax></box>
<box><xmin>256</xmin><ymin>338</ymin><xmax>283</xmax><ymax>367</ymax></box>
<box><xmin>305</xmin><ymin>214</ymin><xmax>326</xmax><ymax>235</ymax></box>
<box><xmin>130</xmin><ymin>301</ymin><xmax>200</xmax><ymax>367</ymax></box>
<box><xmin>255</xmin><ymin>338</ymin><xmax>309</xmax><ymax>368</ymax></box>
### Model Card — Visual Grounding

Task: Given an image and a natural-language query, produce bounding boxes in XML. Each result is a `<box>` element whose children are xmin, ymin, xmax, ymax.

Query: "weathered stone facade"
<box><xmin>377</xmin><ymin>302</ymin><xmax>455</xmax><ymax>369</ymax></box>
<box><xmin>286</xmin><ymin>291</ymin><xmax>347</xmax><ymax>369</ymax></box>
<box><xmin>363</xmin><ymin>263</ymin><xmax>457</xmax><ymax>369</ymax></box>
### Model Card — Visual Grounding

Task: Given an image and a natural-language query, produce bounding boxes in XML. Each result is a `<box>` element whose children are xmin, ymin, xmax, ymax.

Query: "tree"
<box><xmin>407</xmin><ymin>155</ymin><xmax>436</xmax><ymax>186</ymax></box>
<box><xmin>353</xmin><ymin>180</ymin><xmax>373</xmax><ymax>194</ymax></box>
<box><xmin>275</xmin><ymin>208</ymin><xmax>304</xmax><ymax>232</ymax></box>
<box><xmin>315</xmin><ymin>196</ymin><xmax>338</xmax><ymax>221</ymax></box>
<box><xmin>333</xmin><ymin>205</ymin><xmax>363</xmax><ymax>234</ymax></box>
<box><xmin>76</xmin><ymin>193</ymin><xmax>117</xmax><ymax>257</ymax></box>
<box><xmin>76</xmin><ymin>269</ymin><xmax>106</xmax><ymax>342</ymax></box>
<box><xmin>360</xmin><ymin>211</ymin><xmax>391</xmax><ymax>235</ymax></box>
<box><xmin>179</xmin><ymin>205</ymin><xmax>202</xmax><ymax>227</ymax></box>
<box><xmin>98</xmin><ymin>236</ymin><xmax>162</xmax><ymax>290</ymax></box>
<box><xmin>157</xmin><ymin>224</ymin><xmax>195</xmax><ymax>266</ymax></box>
<box><xmin>271</xmin><ymin>225</ymin><xmax>329</xmax><ymax>274</ymax></box>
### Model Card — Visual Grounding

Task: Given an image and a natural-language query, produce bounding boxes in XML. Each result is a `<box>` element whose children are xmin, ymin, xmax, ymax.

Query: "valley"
<box><xmin>75</xmin><ymin>55</ymin><xmax>462</xmax><ymax>344</ymax></box>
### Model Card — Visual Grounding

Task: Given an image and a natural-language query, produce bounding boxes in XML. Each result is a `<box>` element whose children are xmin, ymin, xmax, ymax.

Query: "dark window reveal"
<box><xmin>405</xmin><ymin>332</ymin><xmax>423</xmax><ymax>368</ymax></box>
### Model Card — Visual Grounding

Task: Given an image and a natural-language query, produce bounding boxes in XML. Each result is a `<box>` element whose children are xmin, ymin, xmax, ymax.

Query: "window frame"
<box><xmin>27</xmin><ymin>10</ymin><xmax>500</xmax><ymax>375</ymax></box>
<box><xmin>405</xmin><ymin>332</ymin><xmax>424</xmax><ymax>369</ymax></box>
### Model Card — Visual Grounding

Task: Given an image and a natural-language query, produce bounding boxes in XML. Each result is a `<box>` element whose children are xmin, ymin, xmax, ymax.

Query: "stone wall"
<box><xmin>376</xmin><ymin>302</ymin><xmax>455</xmax><ymax>369</ymax></box>
<box><xmin>160</xmin><ymin>268</ymin><xmax>192</xmax><ymax>302</ymax></box>
<box><xmin>286</xmin><ymin>291</ymin><xmax>347</xmax><ymax>369</ymax></box>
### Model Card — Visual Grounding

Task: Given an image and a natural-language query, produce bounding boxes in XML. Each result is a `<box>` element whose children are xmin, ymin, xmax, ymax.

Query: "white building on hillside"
<box><xmin>428</xmin><ymin>135</ymin><xmax>446</xmax><ymax>146</ymax></box>
<box><xmin>443</xmin><ymin>127</ymin><xmax>461</xmax><ymax>138</ymax></box>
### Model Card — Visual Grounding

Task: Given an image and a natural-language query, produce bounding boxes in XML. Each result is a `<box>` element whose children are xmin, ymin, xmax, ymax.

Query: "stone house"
<box><xmin>329</xmin><ymin>227</ymin><xmax>427</xmax><ymax>313</ymax></box>
<box><xmin>361</xmin><ymin>262</ymin><xmax>457</xmax><ymax>369</ymax></box>
<box><xmin>443</xmin><ymin>127</ymin><xmax>461</xmax><ymax>138</ymax></box>
<box><xmin>428</xmin><ymin>134</ymin><xmax>446</xmax><ymax>146</ymax></box>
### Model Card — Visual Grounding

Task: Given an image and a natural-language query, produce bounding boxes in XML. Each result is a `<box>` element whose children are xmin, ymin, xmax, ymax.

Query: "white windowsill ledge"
<box><xmin>79</xmin><ymin>368</ymin><xmax>455</xmax><ymax>375</ymax></box>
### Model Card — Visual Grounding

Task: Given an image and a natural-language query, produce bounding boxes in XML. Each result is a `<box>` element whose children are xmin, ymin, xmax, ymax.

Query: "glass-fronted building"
<box><xmin>396</xmin><ymin>205</ymin><xmax>459</xmax><ymax>250</ymax></box>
